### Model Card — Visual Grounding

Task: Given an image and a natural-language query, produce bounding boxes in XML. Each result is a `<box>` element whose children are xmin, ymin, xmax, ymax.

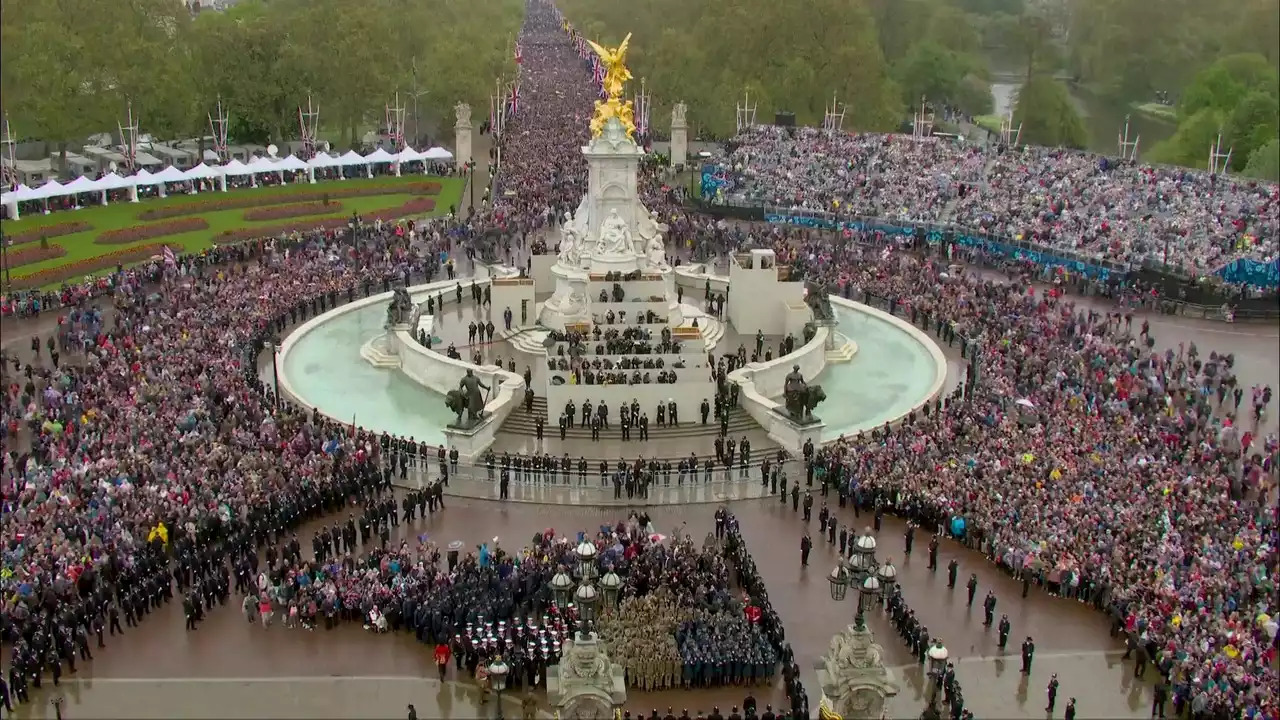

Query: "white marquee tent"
<box><xmin>422</xmin><ymin>146</ymin><xmax>453</xmax><ymax>160</ymax></box>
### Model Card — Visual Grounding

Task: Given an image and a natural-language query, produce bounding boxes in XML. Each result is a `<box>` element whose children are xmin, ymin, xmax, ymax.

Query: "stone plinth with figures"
<box><xmin>814</xmin><ymin>622</ymin><xmax>899</xmax><ymax>720</ymax></box>
<box><xmin>547</xmin><ymin>631</ymin><xmax>627</xmax><ymax>719</ymax></box>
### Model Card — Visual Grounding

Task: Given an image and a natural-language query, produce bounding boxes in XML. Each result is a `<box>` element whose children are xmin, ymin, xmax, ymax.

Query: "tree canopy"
<box><xmin>1012</xmin><ymin>74</ymin><xmax>1087</xmax><ymax>148</ymax></box>
<box><xmin>0</xmin><ymin>0</ymin><xmax>521</xmax><ymax>147</ymax></box>
<box><xmin>1148</xmin><ymin>54</ymin><xmax>1280</xmax><ymax>171</ymax></box>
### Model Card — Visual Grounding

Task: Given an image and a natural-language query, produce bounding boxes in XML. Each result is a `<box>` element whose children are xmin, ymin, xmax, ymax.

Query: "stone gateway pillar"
<box><xmin>815</xmin><ymin>621</ymin><xmax>899</xmax><ymax>720</ymax></box>
<box><xmin>453</xmin><ymin>102</ymin><xmax>473</xmax><ymax>172</ymax></box>
<box><xmin>547</xmin><ymin>631</ymin><xmax>627</xmax><ymax>719</ymax></box>
<box><xmin>670</xmin><ymin>101</ymin><xmax>688</xmax><ymax>169</ymax></box>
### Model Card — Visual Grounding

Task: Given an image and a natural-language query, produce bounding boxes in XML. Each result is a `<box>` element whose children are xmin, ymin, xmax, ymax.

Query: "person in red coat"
<box><xmin>434</xmin><ymin>643</ymin><xmax>451</xmax><ymax>681</ymax></box>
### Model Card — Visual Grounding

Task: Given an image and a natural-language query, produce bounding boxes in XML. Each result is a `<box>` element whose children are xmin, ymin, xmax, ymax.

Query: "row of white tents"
<box><xmin>1</xmin><ymin>146</ymin><xmax>454</xmax><ymax>220</ymax></box>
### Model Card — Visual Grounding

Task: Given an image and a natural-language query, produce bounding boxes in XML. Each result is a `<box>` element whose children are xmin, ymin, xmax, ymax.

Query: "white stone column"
<box><xmin>453</xmin><ymin>102</ymin><xmax>474</xmax><ymax>173</ymax></box>
<box><xmin>670</xmin><ymin>101</ymin><xmax>689</xmax><ymax>169</ymax></box>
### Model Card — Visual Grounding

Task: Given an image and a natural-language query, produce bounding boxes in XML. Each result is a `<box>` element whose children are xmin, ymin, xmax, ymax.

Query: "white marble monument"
<box><xmin>453</xmin><ymin>102</ymin><xmax>473</xmax><ymax>173</ymax></box>
<box><xmin>547</xmin><ymin>631</ymin><xmax>627</xmax><ymax>719</ymax></box>
<box><xmin>539</xmin><ymin>115</ymin><xmax>672</xmax><ymax>331</ymax></box>
<box><xmin>670</xmin><ymin>102</ymin><xmax>689</xmax><ymax>168</ymax></box>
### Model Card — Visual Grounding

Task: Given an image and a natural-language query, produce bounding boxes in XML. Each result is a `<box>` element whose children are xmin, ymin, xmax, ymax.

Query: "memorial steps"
<box><xmin>501</xmin><ymin>396</ymin><xmax>762</xmax><ymax>441</ymax></box>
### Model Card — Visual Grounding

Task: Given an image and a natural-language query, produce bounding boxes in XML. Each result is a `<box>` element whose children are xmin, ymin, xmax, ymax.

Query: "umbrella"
<box><xmin>448</xmin><ymin>540</ymin><xmax>464</xmax><ymax>550</ymax></box>
<box><xmin>649</xmin><ymin>533</ymin><xmax>667</xmax><ymax>543</ymax></box>
<box><xmin>1015</xmin><ymin>398</ymin><xmax>1036</xmax><ymax>408</ymax></box>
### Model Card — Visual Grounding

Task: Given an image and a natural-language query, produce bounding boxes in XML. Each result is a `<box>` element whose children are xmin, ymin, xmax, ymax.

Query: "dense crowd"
<box><xmin>713</xmin><ymin>125</ymin><xmax>1280</xmax><ymax>275</ymax></box>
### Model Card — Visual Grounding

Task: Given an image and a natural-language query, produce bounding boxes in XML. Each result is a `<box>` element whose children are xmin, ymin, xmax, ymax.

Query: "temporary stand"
<box><xmin>118</xmin><ymin>100</ymin><xmax>140</xmax><ymax>174</ymax></box>
<box><xmin>209</xmin><ymin>96</ymin><xmax>231</xmax><ymax>164</ymax></box>
<box><xmin>1117</xmin><ymin>115</ymin><xmax>1140</xmax><ymax>161</ymax></box>
<box><xmin>1208</xmin><ymin>132</ymin><xmax>1233</xmax><ymax>174</ymax></box>
<box><xmin>385</xmin><ymin>93</ymin><xmax>407</xmax><ymax>150</ymax></box>
<box><xmin>998</xmin><ymin>107</ymin><xmax>1022</xmax><ymax>147</ymax></box>
<box><xmin>735</xmin><ymin>90</ymin><xmax>758</xmax><ymax>133</ymax></box>
<box><xmin>822</xmin><ymin>92</ymin><xmax>846</xmax><ymax>133</ymax></box>
<box><xmin>298</xmin><ymin>94</ymin><xmax>320</xmax><ymax>183</ymax></box>
<box><xmin>911</xmin><ymin>97</ymin><xmax>934</xmax><ymax>139</ymax></box>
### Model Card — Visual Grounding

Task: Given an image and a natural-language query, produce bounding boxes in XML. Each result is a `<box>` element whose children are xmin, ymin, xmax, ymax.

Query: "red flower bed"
<box><xmin>6</xmin><ymin>221</ymin><xmax>93</xmax><ymax>246</ymax></box>
<box><xmin>94</xmin><ymin>218</ymin><xmax>210</xmax><ymax>245</ymax></box>
<box><xmin>214</xmin><ymin>197</ymin><xmax>435</xmax><ymax>245</ymax></box>
<box><xmin>9</xmin><ymin>245</ymin><xmax>69</xmax><ymax>268</ymax></box>
<box><xmin>137</xmin><ymin>181</ymin><xmax>442</xmax><ymax>221</ymax></box>
<box><xmin>242</xmin><ymin>200</ymin><xmax>341</xmax><ymax>222</ymax></box>
<box><xmin>7</xmin><ymin>243</ymin><xmax>177</xmax><ymax>291</ymax></box>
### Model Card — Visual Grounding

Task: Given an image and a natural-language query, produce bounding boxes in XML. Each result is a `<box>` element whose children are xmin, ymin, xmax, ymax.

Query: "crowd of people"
<box><xmin>712</xmin><ymin>124</ymin><xmax>1279</xmax><ymax>276</ymax></box>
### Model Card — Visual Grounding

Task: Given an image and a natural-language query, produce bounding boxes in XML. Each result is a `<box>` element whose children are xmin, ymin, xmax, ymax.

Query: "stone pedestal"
<box><xmin>767</xmin><ymin>411</ymin><xmax>826</xmax><ymax>455</ymax></box>
<box><xmin>539</xmin><ymin>263</ymin><xmax>591</xmax><ymax>332</ymax></box>
<box><xmin>453</xmin><ymin>102</ymin><xmax>473</xmax><ymax>172</ymax></box>
<box><xmin>547</xmin><ymin>631</ymin><xmax>627</xmax><ymax>720</ymax></box>
<box><xmin>670</xmin><ymin>102</ymin><xmax>689</xmax><ymax>169</ymax></box>
<box><xmin>814</xmin><ymin>622</ymin><xmax>899</xmax><ymax>720</ymax></box>
<box><xmin>441</xmin><ymin>414</ymin><xmax>501</xmax><ymax>465</ymax></box>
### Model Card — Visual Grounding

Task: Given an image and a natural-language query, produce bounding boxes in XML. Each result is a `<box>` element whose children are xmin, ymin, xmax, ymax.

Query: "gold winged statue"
<box><xmin>586</xmin><ymin>33</ymin><xmax>637</xmax><ymax>138</ymax></box>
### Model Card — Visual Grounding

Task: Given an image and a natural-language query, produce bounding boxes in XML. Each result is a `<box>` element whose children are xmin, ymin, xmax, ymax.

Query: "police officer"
<box><xmin>1021</xmin><ymin>636</ymin><xmax>1035</xmax><ymax>674</ymax></box>
<box><xmin>983</xmin><ymin>591</ymin><xmax>997</xmax><ymax>626</ymax></box>
<box><xmin>802</xmin><ymin>492</ymin><xmax>813</xmax><ymax>522</ymax></box>
<box><xmin>966</xmin><ymin>574</ymin><xmax>978</xmax><ymax>606</ymax></box>
<box><xmin>800</xmin><ymin>533</ymin><xmax>812</xmax><ymax>567</ymax></box>
<box><xmin>1045</xmin><ymin>673</ymin><xmax>1059</xmax><ymax>713</ymax></box>
<box><xmin>998</xmin><ymin>614</ymin><xmax>1011</xmax><ymax>650</ymax></box>
<box><xmin>947</xmin><ymin>559</ymin><xmax>959</xmax><ymax>589</ymax></box>
<box><xmin>927</xmin><ymin>534</ymin><xmax>939</xmax><ymax>570</ymax></box>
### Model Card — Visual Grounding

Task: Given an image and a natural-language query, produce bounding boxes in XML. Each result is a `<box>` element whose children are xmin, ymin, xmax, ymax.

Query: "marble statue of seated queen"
<box><xmin>595</xmin><ymin>209</ymin><xmax>634</xmax><ymax>256</ymax></box>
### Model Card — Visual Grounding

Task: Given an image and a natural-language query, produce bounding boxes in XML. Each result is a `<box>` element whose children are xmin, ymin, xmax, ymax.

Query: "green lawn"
<box><xmin>2</xmin><ymin>176</ymin><xmax>463</xmax><ymax>287</ymax></box>
<box><xmin>1132</xmin><ymin>102</ymin><xmax>1178</xmax><ymax>122</ymax></box>
<box><xmin>974</xmin><ymin>114</ymin><xmax>1004</xmax><ymax>135</ymax></box>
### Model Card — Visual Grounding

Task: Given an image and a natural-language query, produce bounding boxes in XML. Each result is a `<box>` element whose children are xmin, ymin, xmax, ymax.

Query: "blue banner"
<box><xmin>1217</xmin><ymin>258</ymin><xmax>1280</xmax><ymax>288</ymax></box>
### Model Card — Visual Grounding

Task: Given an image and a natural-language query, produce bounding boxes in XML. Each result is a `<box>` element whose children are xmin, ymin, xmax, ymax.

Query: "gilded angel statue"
<box><xmin>586</xmin><ymin>33</ymin><xmax>633</xmax><ymax>101</ymax></box>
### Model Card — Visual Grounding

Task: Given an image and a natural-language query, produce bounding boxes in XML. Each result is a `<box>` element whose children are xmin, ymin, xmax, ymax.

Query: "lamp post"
<box><xmin>467</xmin><ymin>160</ymin><xmax>476</xmax><ymax>213</ymax></box>
<box><xmin>574</xmin><ymin>582</ymin><xmax>599</xmax><ymax>625</ymax></box>
<box><xmin>263</xmin><ymin>340</ymin><xmax>281</xmax><ymax>410</ymax></box>
<box><xmin>488</xmin><ymin>655</ymin><xmax>509</xmax><ymax>720</ymax></box>
<box><xmin>575</xmin><ymin>540</ymin><xmax>599</xmax><ymax>584</ymax></box>
<box><xmin>549</xmin><ymin>569</ymin><xmax>574</xmax><ymax>609</ymax></box>
<box><xmin>600</xmin><ymin>569</ymin><xmax>621</xmax><ymax>608</ymax></box>
<box><xmin>876</xmin><ymin>559</ymin><xmax>898</xmax><ymax>605</ymax></box>
<box><xmin>923</xmin><ymin>640</ymin><xmax>949</xmax><ymax>720</ymax></box>
<box><xmin>829</xmin><ymin>534</ymin><xmax>882</xmax><ymax>627</ymax></box>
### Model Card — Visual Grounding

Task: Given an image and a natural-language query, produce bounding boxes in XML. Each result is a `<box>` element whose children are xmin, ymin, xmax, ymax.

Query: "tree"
<box><xmin>1012</xmin><ymin>74</ymin><xmax>1087</xmax><ymax>148</ymax></box>
<box><xmin>1147</xmin><ymin>108</ymin><xmax>1224</xmax><ymax>168</ymax></box>
<box><xmin>1224</xmin><ymin>91</ymin><xmax>1280</xmax><ymax>172</ymax></box>
<box><xmin>954</xmin><ymin>74</ymin><xmax>996</xmax><ymax>116</ymax></box>
<box><xmin>1242</xmin><ymin>139</ymin><xmax>1280</xmax><ymax>181</ymax></box>
<box><xmin>1179</xmin><ymin>53</ymin><xmax>1278</xmax><ymax>119</ymax></box>
<box><xmin>897</xmin><ymin>42</ymin><xmax>963</xmax><ymax>109</ymax></box>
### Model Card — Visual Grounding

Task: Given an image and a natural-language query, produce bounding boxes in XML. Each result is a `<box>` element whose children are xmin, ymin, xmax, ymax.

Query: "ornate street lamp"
<box><xmin>600</xmin><ymin>569</ymin><xmax>622</xmax><ymax>608</ymax></box>
<box><xmin>549</xmin><ymin>569</ymin><xmax>574</xmax><ymax>609</ymax></box>
<box><xmin>575</xmin><ymin>540</ymin><xmax>599</xmax><ymax>583</ymax></box>
<box><xmin>858</xmin><ymin>575</ymin><xmax>881</xmax><ymax>626</ymax></box>
<box><xmin>923</xmin><ymin>640</ymin><xmax>949</xmax><ymax>719</ymax></box>
<box><xmin>827</xmin><ymin>564</ymin><xmax>851</xmax><ymax>602</ymax></box>
<box><xmin>574</xmin><ymin>582</ymin><xmax>599</xmax><ymax>624</ymax></box>
<box><xmin>851</xmin><ymin>530</ymin><xmax>877</xmax><ymax>575</ymax></box>
<box><xmin>488</xmin><ymin>655</ymin><xmax>510</xmax><ymax>720</ymax></box>
<box><xmin>877</xmin><ymin>559</ymin><xmax>898</xmax><ymax>602</ymax></box>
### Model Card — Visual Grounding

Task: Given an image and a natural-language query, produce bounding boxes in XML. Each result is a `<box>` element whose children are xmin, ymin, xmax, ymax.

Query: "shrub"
<box><xmin>136</xmin><ymin>181</ymin><xmax>442</xmax><ymax>221</ymax></box>
<box><xmin>242</xmin><ymin>201</ymin><xmax>343</xmax><ymax>222</ymax></box>
<box><xmin>5</xmin><ymin>221</ymin><xmax>93</xmax><ymax>246</ymax></box>
<box><xmin>95</xmin><ymin>218</ymin><xmax>210</xmax><ymax>245</ymax></box>
<box><xmin>7</xmin><ymin>243</ymin><xmax>178</xmax><ymax>291</ymax></box>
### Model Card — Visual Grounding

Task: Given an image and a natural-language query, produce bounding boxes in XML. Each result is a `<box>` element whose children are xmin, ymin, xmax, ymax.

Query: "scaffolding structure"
<box><xmin>298</xmin><ymin>95</ymin><xmax>320</xmax><ymax>159</ymax></box>
<box><xmin>998</xmin><ymin>107</ymin><xmax>1022</xmax><ymax>147</ymax></box>
<box><xmin>735</xmin><ymin>90</ymin><xmax>758</xmax><ymax>133</ymax></box>
<box><xmin>1208</xmin><ymin>131</ymin><xmax>1233</xmax><ymax>174</ymax></box>
<box><xmin>634</xmin><ymin>77</ymin><xmax>651</xmax><ymax>138</ymax></box>
<box><xmin>118</xmin><ymin>100</ymin><xmax>140</xmax><ymax>173</ymax></box>
<box><xmin>1117</xmin><ymin>115</ymin><xmax>1140</xmax><ymax>161</ymax></box>
<box><xmin>822</xmin><ymin>92</ymin><xmax>846</xmax><ymax>133</ymax></box>
<box><xmin>209</xmin><ymin>96</ymin><xmax>230</xmax><ymax>163</ymax></box>
<box><xmin>911</xmin><ymin>96</ymin><xmax>934</xmax><ymax>139</ymax></box>
<box><xmin>384</xmin><ymin>92</ymin><xmax>407</xmax><ymax>151</ymax></box>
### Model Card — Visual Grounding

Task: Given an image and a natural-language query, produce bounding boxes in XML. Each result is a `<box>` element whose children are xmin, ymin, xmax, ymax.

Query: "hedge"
<box><xmin>242</xmin><ymin>200</ymin><xmax>341</xmax><ymax>222</ymax></box>
<box><xmin>7</xmin><ymin>243</ymin><xmax>178</xmax><ymax>291</ymax></box>
<box><xmin>95</xmin><ymin>218</ymin><xmax>211</xmax><ymax>245</ymax></box>
<box><xmin>136</xmin><ymin>182</ymin><xmax>442</xmax><ymax>221</ymax></box>
<box><xmin>6</xmin><ymin>221</ymin><xmax>93</xmax><ymax>246</ymax></box>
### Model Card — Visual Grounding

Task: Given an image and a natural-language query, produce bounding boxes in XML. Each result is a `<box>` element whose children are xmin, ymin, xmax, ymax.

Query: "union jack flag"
<box><xmin>509</xmin><ymin>83</ymin><xmax>520</xmax><ymax>114</ymax></box>
<box><xmin>591</xmin><ymin>57</ymin><xmax>605</xmax><ymax>98</ymax></box>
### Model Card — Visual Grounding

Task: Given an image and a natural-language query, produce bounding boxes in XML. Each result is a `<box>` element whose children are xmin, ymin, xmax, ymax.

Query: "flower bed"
<box><xmin>6</xmin><ymin>221</ymin><xmax>93</xmax><ymax>246</ymax></box>
<box><xmin>242</xmin><ymin>200</ymin><xmax>342</xmax><ymax>222</ymax></box>
<box><xmin>213</xmin><ymin>197</ymin><xmax>436</xmax><ymax>245</ymax></box>
<box><xmin>9</xmin><ymin>244</ymin><xmax>69</xmax><ymax>268</ymax></box>
<box><xmin>8</xmin><ymin>243</ymin><xmax>177</xmax><ymax>291</ymax></box>
<box><xmin>136</xmin><ymin>181</ymin><xmax>442</xmax><ymax>221</ymax></box>
<box><xmin>94</xmin><ymin>218</ymin><xmax>210</xmax><ymax>245</ymax></box>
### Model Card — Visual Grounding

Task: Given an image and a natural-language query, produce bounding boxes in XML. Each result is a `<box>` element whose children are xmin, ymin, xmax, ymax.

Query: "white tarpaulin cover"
<box><xmin>28</xmin><ymin>179</ymin><xmax>66</xmax><ymax>199</ymax></box>
<box><xmin>307</xmin><ymin>153</ymin><xmax>341</xmax><ymax>168</ymax></box>
<box><xmin>150</xmin><ymin>165</ymin><xmax>189</xmax><ymax>184</ymax></box>
<box><xmin>60</xmin><ymin>176</ymin><xmax>101</xmax><ymax>194</ymax></box>
<box><xmin>96</xmin><ymin>173</ymin><xmax>132</xmax><ymax>190</ymax></box>
<box><xmin>422</xmin><ymin>147</ymin><xmax>453</xmax><ymax>160</ymax></box>
<box><xmin>182</xmin><ymin>163</ymin><xmax>221</xmax><ymax>180</ymax></box>
<box><xmin>132</xmin><ymin>169</ymin><xmax>159</xmax><ymax>185</ymax></box>
<box><xmin>1</xmin><ymin>184</ymin><xmax>33</xmax><ymax>203</ymax></box>
<box><xmin>337</xmin><ymin>150</ymin><xmax>369</xmax><ymax>166</ymax></box>
<box><xmin>220</xmin><ymin>159</ymin><xmax>253</xmax><ymax>176</ymax></box>
<box><xmin>395</xmin><ymin>147</ymin><xmax>425</xmax><ymax>163</ymax></box>
<box><xmin>245</xmin><ymin>156</ymin><xmax>279</xmax><ymax>174</ymax></box>
<box><xmin>363</xmin><ymin>148</ymin><xmax>396</xmax><ymax>164</ymax></box>
<box><xmin>273</xmin><ymin>155</ymin><xmax>308</xmax><ymax>172</ymax></box>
